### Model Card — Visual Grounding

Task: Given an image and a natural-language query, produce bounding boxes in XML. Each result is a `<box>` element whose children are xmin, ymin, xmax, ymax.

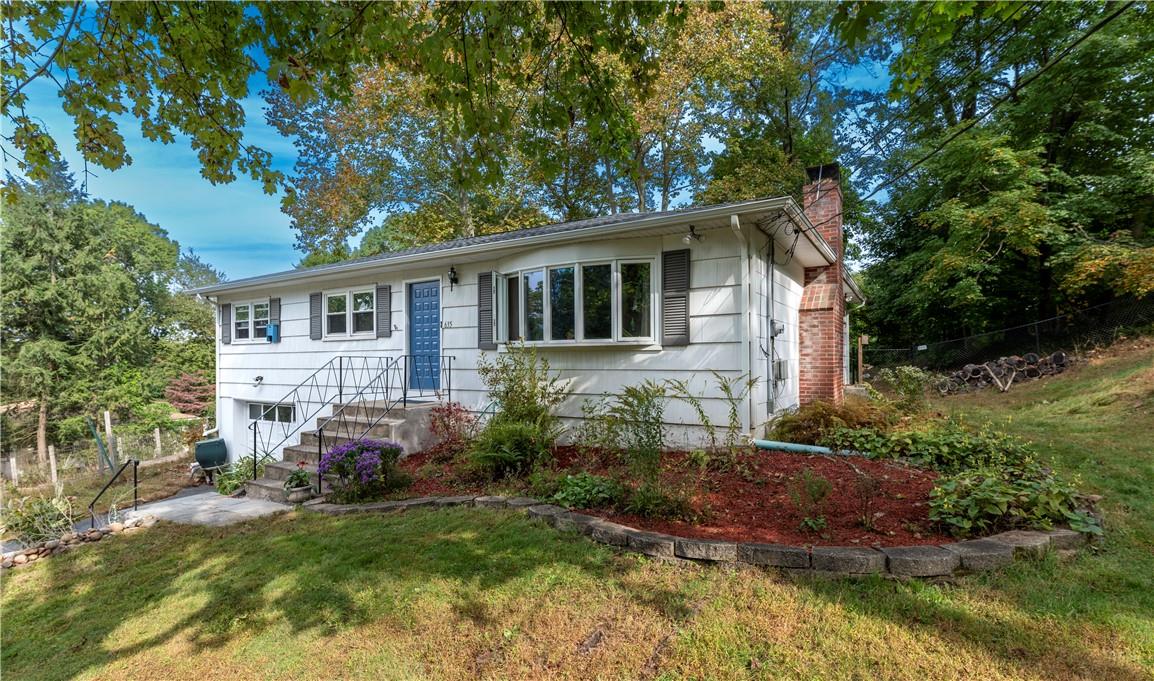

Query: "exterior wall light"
<box><xmin>448</xmin><ymin>266</ymin><xmax>459</xmax><ymax>290</ymax></box>
<box><xmin>682</xmin><ymin>225</ymin><xmax>702</xmax><ymax>245</ymax></box>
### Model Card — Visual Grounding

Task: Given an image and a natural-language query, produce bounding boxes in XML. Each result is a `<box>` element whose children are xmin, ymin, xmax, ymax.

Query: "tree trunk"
<box><xmin>633</xmin><ymin>142</ymin><xmax>648</xmax><ymax>212</ymax></box>
<box><xmin>36</xmin><ymin>398</ymin><xmax>48</xmax><ymax>467</ymax></box>
<box><xmin>603</xmin><ymin>156</ymin><xmax>618</xmax><ymax>214</ymax></box>
<box><xmin>458</xmin><ymin>186</ymin><xmax>474</xmax><ymax>238</ymax></box>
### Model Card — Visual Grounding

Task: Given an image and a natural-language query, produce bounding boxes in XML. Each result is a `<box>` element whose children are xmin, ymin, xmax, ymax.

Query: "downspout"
<box><xmin>730</xmin><ymin>215</ymin><xmax>753</xmax><ymax>433</ymax></box>
<box><xmin>202</xmin><ymin>294</ymin><xmax>221</xmax><ymax>438</ymax></box>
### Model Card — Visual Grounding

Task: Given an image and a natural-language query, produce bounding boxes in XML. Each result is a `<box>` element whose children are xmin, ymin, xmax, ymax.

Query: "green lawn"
<box><xmin>3</xmin><ymin>344</ymin><xmax>1152</xmax><ymax>680</ymax></box>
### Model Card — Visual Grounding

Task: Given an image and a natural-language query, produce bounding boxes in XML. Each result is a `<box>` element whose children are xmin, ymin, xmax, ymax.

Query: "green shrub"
<box><xmin>788</xmin><ymin>468</ymin><xmax>832</xmax><ymax>532</ymax></box>
<box><xmin>929</xmin><ymin>462</ymin><xmax>1102</xmax><ymax>537</ymax></box>
<box><xmin>608</xmin><ymin>381</ymin><xmax>667</xmax><ymax>487</ymax></box>
<box><xmin>215</xmin><ymin>455</ymin><xmax>265</xmax><ymax>495</ymax></box>
<box><xmin>768</xmin><ymin>398</ymin><xmax>897</xmax><ymax>445</ymax></box>
<box><xmin>470</xmin><ymin>419</ymin><xmax>558</xmax><ymax>479</ymax></box>
<box><xmin>525</xmin><ymin>464</ymin><xmax>565</xmax><ymax>499</ymax></box>
<box><xmin>552</xmin><ymin>472</ymin><xmax>624</xmax><ymax>509</ymax></box>
<box><xmin>622</xmin><ymin>483</ymin><xmax>695</xmax><ymax>521</ymax></box>
<box><xmin>824</xmin><ymin>421</ymin><xmax>1036</xmax><ymax>473</ymax></box>
<box><xmin>477</xmin><ymin>343</ymin><xmax>568</xmax><ymax>426</ymax></box>
<box><xmin>1</xmin><ymin>495</ymin><xmax>75</xmax><ymax>545</ymax></box>
<box><xmin>874</xmin><ymin>365</ymin><xmax>942</xmax><ymax>413</ymax></box>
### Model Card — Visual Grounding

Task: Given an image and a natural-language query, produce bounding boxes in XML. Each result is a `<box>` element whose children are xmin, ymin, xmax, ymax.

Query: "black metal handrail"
<box><xmin>315</xmin><ymin>354</ymin><xmax>454</xmax><ymax>494</ymax></box>
<box><xmin>89</xmin><ymin>458</ymin><xmax>139</xmax><ymax>529</ymax></box>
<box><xmin>248</xmin><ymin>355</ymin><xmax>398</xmax><ymax>479</ymax></box>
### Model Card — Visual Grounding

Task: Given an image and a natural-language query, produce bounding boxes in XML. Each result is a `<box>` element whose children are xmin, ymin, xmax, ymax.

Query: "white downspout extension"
<box><xmin>202</xmin><ymin>294</ymin><xmax>221</xmax><ymax>439</ymax></box>
<box><xmin>730</xmin><ymin>215</ymin><xmax>753</xmax><ymax>434</ymax></box>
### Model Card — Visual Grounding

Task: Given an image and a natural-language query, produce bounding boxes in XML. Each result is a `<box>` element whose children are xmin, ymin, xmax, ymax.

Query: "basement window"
<box><xmin>247</xmin><ymin>402</ymin><xmax>295</xmax><ymax>423</ymax></box>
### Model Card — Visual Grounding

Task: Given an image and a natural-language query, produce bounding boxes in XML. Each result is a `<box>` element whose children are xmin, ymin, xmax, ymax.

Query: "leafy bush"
<box><xmin>470</xmin><ymin>419</ymin><xmax>558</xmax><ymax>479</ymax></box>
<box><xmin>215</xmin><ymin>455</ymin><xmax>265</xmax><ymax>495</ymax></box>
<box><xmin>552</xmin><ymin>472</ymin><xmax>624</xmax><ymax>509</ymax></box>
<box><xmin>622</xmin><ymin>483</ymin><xmax>695</xmax><ymax>521</ymax></box>
<box><xmin>768</xmin><ymin>398</ymin><xmax>897</xmax><ymax>445</ymax></box>
<box><xmin>283</xmin><ymin>461</ymin><xmax>312</xmax><ymax>490</ymax></box>
<box><xmin>319</xmin><ymin>439</ymin><xmax>409</xmax><ymax>503</ymax></box>
<box><xmin>477</xmin><ymin>343</ymin><xmax>568</xmax><ymax>425</ymax></box>
<box><xmin>823</xmin><ymin>421</ymin><xmax>1036</xmax><ymax>473</ymax></box>
<box><xmin>607</xmin><ymin>381</ymin><xmax>667</xmax><ymax>487</ymax></box>
<box><xmin>1</xmin><ymin>494</ymin><xmax>75</xmax><ymax>545</ymax></box>
<box><xmin>788</xmin><ymin>468</ymin><xmax>832</xmax><ymax>532</ymax></box>
<box><xmin>428</xmin><ymin>401</ymin><xmax>477</xmax><ymax>462</ymax></box>
<box><xmin>929</xmin><ymin>462</ymin><xmax>1102</xmax><ymax>537</ymax></box>
<box><xmin>667</xmin><ymin>371</ymin><xmax>756</xmax><ymax>467</ymax></box>
<box><xmin>874</xmin><ymin>365</ymin><xmax>942</xmax><ymax>413</ymax></box>
<box><xmin>525</xmin><ymin>464</ymin><xmax>566</xmax><ymax>499</ymax></box>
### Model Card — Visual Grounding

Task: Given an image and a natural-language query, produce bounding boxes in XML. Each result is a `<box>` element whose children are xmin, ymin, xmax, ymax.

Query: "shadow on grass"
<box><xmin>1</xmin><ymin>507</ymin><xmax>690</xmax><ymax>680</ymax></box>
<box><xmin>788</xmin><ymin>547</ymin><xmax>1153</xmax><ymax>681</ymax></box>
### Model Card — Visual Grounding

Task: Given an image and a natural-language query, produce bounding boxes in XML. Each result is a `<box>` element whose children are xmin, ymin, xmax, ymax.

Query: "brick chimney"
<box><xmin>798</xmin><ymin>163</ymin><xmax>846</xmax><ymax>405</ymax></box>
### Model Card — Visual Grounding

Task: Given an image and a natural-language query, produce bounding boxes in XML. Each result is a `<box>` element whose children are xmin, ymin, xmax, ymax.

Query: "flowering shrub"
<box><xmin>428</xmin><ymin>401</ymin><xmax>477</xmax><ymax>462</ymax></box>
<box><xmin>319</xmin><ymin>439</ymin><xmax>409</xmax><ymax>502</ymax></box>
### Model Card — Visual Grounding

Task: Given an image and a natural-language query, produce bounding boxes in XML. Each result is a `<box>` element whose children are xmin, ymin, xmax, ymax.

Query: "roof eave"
<box><xmin>186</xmin><ymin>196</ymin><xmax>800</xmax><ymax>296</ymax></box>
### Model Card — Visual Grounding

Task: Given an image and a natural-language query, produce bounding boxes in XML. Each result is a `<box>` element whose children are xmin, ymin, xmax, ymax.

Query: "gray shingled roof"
<box><xmin>189</xmin><ymin>195</ymin><xmax>812</xmax><ymax>294</ymax></box>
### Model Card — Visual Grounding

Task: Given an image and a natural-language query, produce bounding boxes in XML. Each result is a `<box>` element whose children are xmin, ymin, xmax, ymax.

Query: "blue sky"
<box><xmin>13</xmin><ymin>60</ymin><xmax>889</xmax><ymax>281</ymax></box>
<box><xmin>16</xmin><ymin>77</ymin><xmax>300</xmax><ymax>280</ymax></box>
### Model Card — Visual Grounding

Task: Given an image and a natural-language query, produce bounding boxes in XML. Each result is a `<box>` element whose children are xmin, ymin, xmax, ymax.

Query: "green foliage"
<box><xmin>215</xmin><ymin>457</ymin><xmax>265</xmax><ymax>496</ymax></box>
<box><xmin>823</xmin><ymin>421</ymin><xmax>1036</xmax><ymax>474</ymax></box>
<box><xmin>605</xmin><ymin>381</ymin><xmax>667</xmax><ymax>489</ymax></box>
<box><xmin>427</xmin><ymin>402</ymin><xmax>478</xmax><ymax>463</ymax></box>
<box><xmin>476</xmin><ymin>343</ymin><xmax>567</xmax><ymax>428</ymax></box>
<box><xmin>874</xmin><ymin>366</ymin><xmax>941</xmax><ymax>413</ymax></box>
<box><xmin>929</xmin><ymin>462</ymin><xmax>1102</xmax><ymax>538</ymax></box>
<box><xmin>552</xmin><ymin>473</ymin><xmax>624</xmax><ymax>510</ymax></box>
<box><xmin>1</xmin><ymin>495</ymin><xmax>75</xmax><ymax>545</ymax></box>
<box><xmin>788</xmin><ymin>468</ymin><xmax>832</xmax><ymax>533</ymax></box>
<box><xmin>621</xmin><ymin>484</ymin><xmax>695</xmax><ymax>522</ymax></box>
<box><xmin>283</xmin><ymin>463</ymin><xmax>312</xmax><ymax>490</ymax></box>
<box><xmin>768</xmin><ymin>398</ymin><xmax>898</xmax><ymax>445</ymax></box>
<box><xmin>470</xmin><ymin>420</ymin><xmax>559</xmax><ymax>481</ymax></box>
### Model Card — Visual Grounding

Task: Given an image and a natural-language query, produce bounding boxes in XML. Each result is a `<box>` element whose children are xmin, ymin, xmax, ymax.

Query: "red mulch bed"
<box><xmin>397</xmin><ymin>445</ymin><xmax>950</xmax><ymax>547</ymax></box>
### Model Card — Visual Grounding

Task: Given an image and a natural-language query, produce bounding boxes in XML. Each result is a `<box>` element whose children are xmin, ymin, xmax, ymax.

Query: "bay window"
<box><xmin>325</xmin><ymin>289</ymin><xmax>375</xmax><ymax>337</ymax></box>
<box><xmin>504</xmin><ymin>258</ymin><xmax>655</xmax><ymax>345</ymax></box>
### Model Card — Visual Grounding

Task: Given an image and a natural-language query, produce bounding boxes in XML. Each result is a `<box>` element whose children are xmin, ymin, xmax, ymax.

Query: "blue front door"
<box><xmin>408</xmin><ymin>281</ymin><xmax>441</xmax><ymax>391</ymax></box>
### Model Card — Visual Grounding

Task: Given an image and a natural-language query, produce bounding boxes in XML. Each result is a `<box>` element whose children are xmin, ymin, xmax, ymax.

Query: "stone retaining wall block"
<box><xmin>881</xmin><ymin>545</ymin><xmax>961</xmax><ymax>577</ymax></box>
<box><xmin>473</xmin><ymin>495</ymin><xmax>508</xmax><ymax>508</ymax></box>
<box><xmin>625</xmin><ymin>530</ymin><xmax>676</xmax><ymax>558</ymax></box>
<box><xmin>811</xmin><ymin>546</ymin><xmax>885</xmax><ymax>574</ymax></box>
<box><xmin>674</xmin><ymin>538</ymin><xmax>738</xmax><ymax>562</ymax></box>
<box><xmin>988</xmin><ymin>530</ymin><xmax>1051</xmax><ymax>558</ymax></box>
<box><xmin>738</xmin><ymin>543</ymin><xmax>811</xmax><ymax>568</ymax></box>
<box><xmin>940</xmin><ymin>539</ymin><xmax>1015</xmax><ymax>571</ymax></box>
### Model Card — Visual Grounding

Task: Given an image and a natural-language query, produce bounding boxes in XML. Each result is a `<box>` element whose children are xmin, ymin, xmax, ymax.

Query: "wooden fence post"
<box><xmin>103</xmin><ymin>410</ymin><xmax>117</xmax><ymax>465</ymax></box>
<box><xmin>154</xmin><ymin>427</ymin><xmax>163</xmax><ymax>458</ymax></box>
<box><xmin>48</xmin><ymin>445</ymin><xmax>59</xmax><ymax>488</ymax></box>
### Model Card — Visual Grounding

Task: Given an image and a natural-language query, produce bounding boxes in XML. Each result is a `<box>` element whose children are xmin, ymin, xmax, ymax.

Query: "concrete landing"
<box><xmin>125</xmin><ymin>489</ymin><xmax>289</xmax><ymax>527</ymax></box>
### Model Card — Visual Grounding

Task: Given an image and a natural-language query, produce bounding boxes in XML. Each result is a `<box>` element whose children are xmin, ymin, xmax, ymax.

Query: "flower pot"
<box><xmin>285</xmin><ymin>485</ymin><xmax>313</xmax><ymax>504</ymax></box>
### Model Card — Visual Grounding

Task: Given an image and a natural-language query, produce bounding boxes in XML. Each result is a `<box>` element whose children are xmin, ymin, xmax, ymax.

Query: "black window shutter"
<box><xmin>662</xmin><ymin>249</ymin><xmax>691</xmax><ymax>346</ymax></box>
<box><xmin>268</xmin><ymin>298</ymin><xmax>281</xmax><ymax>342</ymax></box>
<box><xmin>220</xmin><ymin>303</ymin><xmax>232</xmax><ymax>345</ymax></box>
<box><xmin>506</xmin><ymin>275</ymin><xmax>520</xmax><ymax>341</ymax></box>
<box><xmin>376</xmin><ymin>284</ymin><xmax>391</xmax><ymax>338</ymax></box>
<box><xmin>477</xmin><ymin>272</ymin><xmax>496</xmax><ymax>350</ymax></box>
<box><xmin>309</xmin><ymin>293</ymin><xmax>323</xmax><ymax>340</ymax></box>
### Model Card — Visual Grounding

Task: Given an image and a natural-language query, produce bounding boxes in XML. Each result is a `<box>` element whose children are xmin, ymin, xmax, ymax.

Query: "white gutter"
<box><xmin>189</xmin><ymin>196</ymin><xmax>809</xmax><ymax>296</ymax></box>
<box><xmin>730</xmin><ymin>214</ymin><xmax>753</xmax><ymax>434</ymax></box>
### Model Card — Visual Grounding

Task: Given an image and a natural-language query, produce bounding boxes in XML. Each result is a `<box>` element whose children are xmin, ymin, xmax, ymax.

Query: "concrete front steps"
<box><xmin>243</xmin><ymin>401</ymin><xmax>438</xmax><ymax>502</ymax></box>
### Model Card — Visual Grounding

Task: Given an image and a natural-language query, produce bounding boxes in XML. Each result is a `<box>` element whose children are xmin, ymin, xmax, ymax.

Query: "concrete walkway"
<box><xmin>124</xmin><ymin>488</ymin><xmax>289</xmax><ymax>527</ymax></box>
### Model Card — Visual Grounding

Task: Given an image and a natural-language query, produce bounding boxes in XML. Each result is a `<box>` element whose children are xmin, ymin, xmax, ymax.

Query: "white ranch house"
<box><xmin>190</xmin><ymin>164</ymin><xmax>861</xmax><ymax>493</ymax></box>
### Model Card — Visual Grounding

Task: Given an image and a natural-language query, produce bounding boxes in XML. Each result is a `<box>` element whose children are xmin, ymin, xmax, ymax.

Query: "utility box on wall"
<box><xmin>266</xmin><ymin>322</ymin><xmax>280</xmax><ymax>343</ymax></box>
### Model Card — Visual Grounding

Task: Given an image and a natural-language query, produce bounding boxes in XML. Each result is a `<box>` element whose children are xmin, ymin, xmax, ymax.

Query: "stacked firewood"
<box><xmin>937</xmin><ymin>351</ymin><xmax>1070</xmax><ymax>394</ymax></box>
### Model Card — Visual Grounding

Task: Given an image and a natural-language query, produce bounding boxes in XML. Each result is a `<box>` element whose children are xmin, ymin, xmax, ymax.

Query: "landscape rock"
<box><xmin>61</xmin><ymin>533</ymin><xmax>76</xmax><ymax>543</ymax></box>
<box><xmin>810</xmin><ymin>547</ymin><xmax>885</xmax><ymax>574</ymax></box>
<box><xmin>940</xmin><ymin>539</ymin><xmax>1015</xmax><ymax>571</ymax></box>
<box><xmin>1</xmin><ymin>559</ymin><xmax>12</xmax><ymax>569</ymax></box>
<box><xmin>625</xmin><ymin>530</ymin><xmax>676</xmax><ymax>558</ymax></box>
<box><xmin>13</xmin><ymin>555</ymin><xmax>27</xmax><ymax>565</ymax></box>
<box><xmin>526</xmin><ymin>504</ymin><xmax>566</xmax><ymax>522</ymax></box>
<box><xmin>988</xmin><ymin>530</ymin><xmax>1051</xmax><ymax>558</ymax></box>
<box><xmin>473</xmin><ymin>496</ymin><xmax>508</xmax><ymax>508</ymax></box>
<box><xmin>737</xmin><ymin>543</ymin><xmax>810</xmax><ymax>568</ymax></box>
<box><xmin>108</xmin><ymin>522</ymin><xmax>125</xmax><ymax>533</ymax></box>
<box><xmin>881</xmin><ymin>545</ymin><xmax>961</xmax><ymax>577</ymax></box>
<box><xmin>675</xmin><ymin>538</ymin><xmax>737</xmax><ymax>562</ymax></box>
<box><xmin>1045</xmin><ymin>528</ymin><xmax>1087</xmax><ymax>550</ymax></box>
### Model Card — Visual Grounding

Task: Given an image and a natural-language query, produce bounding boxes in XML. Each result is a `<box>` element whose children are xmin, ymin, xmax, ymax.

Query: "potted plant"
<box><xmin>283</xmin><ymin>461</ymin><xmax>313</xmax><ymax>503</ymax></box>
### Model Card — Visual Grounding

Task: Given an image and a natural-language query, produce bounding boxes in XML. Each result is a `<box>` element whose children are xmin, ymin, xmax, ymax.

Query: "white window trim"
<box><xmin>322</xmin><ymin>287</ymin><xmax>376</xmax><ymax>339</ymax></box>
<box><xmin>247</xmin><ymin>401</ymin><xmax>296</xmax><ymax>423</ymax></box>
<box><xmin>232</xmin><ymin>299</ymin><xmax>271</xmax><ymax>344</ymax></box>
<box><xmin>505</xmin><ymin>257</ymin><xmax>657</xmax><ymax>347</ymax></box>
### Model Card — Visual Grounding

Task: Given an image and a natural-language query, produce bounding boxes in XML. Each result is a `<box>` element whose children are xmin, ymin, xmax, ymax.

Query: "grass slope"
<box><xmin>3</xmin><ymin>344</ymin><xmax>1152</xmax><ymax>680</ymax></box>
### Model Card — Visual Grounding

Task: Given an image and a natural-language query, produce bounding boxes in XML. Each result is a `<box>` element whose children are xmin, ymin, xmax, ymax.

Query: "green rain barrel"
<box><xmin>195</xmin><ymin>437</ymin><xmax>229</xmax><ymax>471</ymax></box>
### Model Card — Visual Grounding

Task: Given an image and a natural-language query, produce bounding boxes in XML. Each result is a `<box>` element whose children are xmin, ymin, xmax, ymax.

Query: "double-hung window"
<box><xmin>502</xmin><ymin>259</ymin><xmax>655</xmax><ymax>345</ymax></box>
<box><xmin>325</xmin><ymin>289</ymin><xmax>375</xmax><ymax>337</ymax></box>
<box><xmin>233</xmin><ymin>301</ymin><xmax>270</xmax><ymax>341</ymax></box>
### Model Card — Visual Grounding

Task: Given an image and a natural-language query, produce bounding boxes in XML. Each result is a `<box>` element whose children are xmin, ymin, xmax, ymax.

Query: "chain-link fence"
<box><xmin>860</xmin><ymin>296</ymin><xmax>1154</xmax><ymax>375</ymax></box>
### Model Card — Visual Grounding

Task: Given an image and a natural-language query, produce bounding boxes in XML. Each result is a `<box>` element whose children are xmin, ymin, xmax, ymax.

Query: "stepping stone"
<box><xmin>881</xmin><ymin>545</ymin><xmax>960</xmax><ymax>577</ymax></box>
